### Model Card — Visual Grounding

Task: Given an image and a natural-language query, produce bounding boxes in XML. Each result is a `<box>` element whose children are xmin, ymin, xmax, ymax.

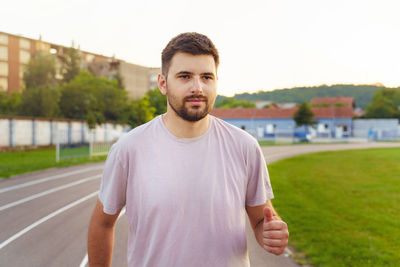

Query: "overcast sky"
<box><xmin>2</xmin><ymin>0</ymin><xmax>400</xmax><ymax>96</ymax></box>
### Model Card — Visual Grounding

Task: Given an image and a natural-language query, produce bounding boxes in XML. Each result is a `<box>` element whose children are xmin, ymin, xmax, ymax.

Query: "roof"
<box><xmin>210</xmin><ymin>107</ymin><xmax>354</xmax><ymax>119</ymax></box>
<box><xmin>311</xmin><ymin>96</ymin><xmax>354</xmax><ymax>107</ymax></box>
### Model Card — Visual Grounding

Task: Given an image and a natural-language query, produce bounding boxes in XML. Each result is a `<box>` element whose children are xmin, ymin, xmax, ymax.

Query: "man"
<box><xmin>88</xmin><ymin>32</ymin><xmax>289</xmax><ymax>267</ymax></box>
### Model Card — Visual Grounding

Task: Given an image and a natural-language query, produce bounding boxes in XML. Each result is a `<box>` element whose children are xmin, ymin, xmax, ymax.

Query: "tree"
<box><xmin>214</xmin><ymin>97</ymin><xmax>255</xmax><ymax>108</ymax></box>
<box><xmin>293</xmin><ymin>102</ymin><xmax>316</xmax><ymax>131</ymax></box>
<box><xmin>23</xmin><ymin>52</ymin><xmax>57</xmax><ymax>89</ymax></box>
<box><xmin>59</xmin><ymin>71</ymin><xmax>128</xmax><ymax>128</ymax></box>
<box><xmin>0</xmin><ymin>91</ymin><xmax>21</xmax><ymax>115</ymax></box>
<box><xmin>61</xmin><ymin>46</ymin><xmax>81</xmax><ymax>83</ymax></box>
<box><xmin>18</xmin><ymin>86</ymin><xmax>60</xmax><ymax>118</ymax></box>
<box><xmin>146</xmin><ymin>87</ymin><xmax>167</xmax><ymax>115</ymax></box>
<box><xmin>365</xmin><ymin>88</ymin><xmax>400</xmax><ymax>119</ymax></box>
<box><xmin>124</xmin><ymin>96</ymin><xmax>156</xmax><ymax>128</ymax></box>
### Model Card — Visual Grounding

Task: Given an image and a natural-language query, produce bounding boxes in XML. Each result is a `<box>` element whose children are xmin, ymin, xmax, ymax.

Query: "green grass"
<box><xmin>59</xmin><ymin>145</ymin><xmax>90</xmax><ymax>158</ymax></box>
<box><xmin>0</xmin><ymin>148</ymin><xmax>107</xmax><ymax>178</ymax></box>
<box><xmin>258</xmin><ymin>140</ymin><xmax>303</xmax><ymax>146</ymax></box>
<box><xmin>269</xmin><ymin>147</ymin><xmax>400</xmax><ymax>266</ymax></box>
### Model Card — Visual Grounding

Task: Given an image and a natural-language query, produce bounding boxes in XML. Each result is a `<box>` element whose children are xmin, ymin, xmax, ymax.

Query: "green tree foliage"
<box><xmin>124</xmin><ymin>96</ymin><xmax>156</xmax><ymax>128</ymax></box>
<box><xmin>112</xmin><ymin>70</ymin><xmax>125</xmax><ymax>89</ymax></box>
<box><xmin>214</xmin><ymin>97</ymin><xmax>255</xmax><ymax>108</ymax></box>
<box><xmin>61</xmin><ymin>47</ymin><xmax>81</xmax><ymax>83</ymax></box>
<box><xmin>59</xmin><ymin>71</ymin><xmax>128</xmax><ymax>128</ymax></box>
<box><xmin>365</xmin><ymin>88</ymin><xmax>400</xmax><ymax>119</ymax></box>
<box><xmin>23</xmin><ymin>53</ymin><xmax>57</xmax><ymax>89</ymax></box>
<box><xmin>146</xmin><ymin>87</ymin><xmax>167</xmax><ymax>115</ymax></box>
<box><xmin>0</xmin><ymin>92</ymin><xmax>21</xmax><ymax>115</ymax></box>
<box><xmin>0</xmin><ymin>92</ymin><xmax>21</xmax><ymax>116</ymax></box>
<box><xmin>19</xmin><ymin>86</ymin><xmax>60</xmax><ymax>118</ymax></box>
<box><xmin>294</xmin><ymin>102</ymin><xmax>316</xmax><ymax>129</ymax></box>
<box><xmin>232</xmin><ymin>84</ymin><xmax>390</xmax><ymax>109</ymax></box>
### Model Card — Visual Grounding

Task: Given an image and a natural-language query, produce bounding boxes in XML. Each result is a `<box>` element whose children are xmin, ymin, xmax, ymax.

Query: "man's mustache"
<box><xmin>184</xmin><ymin>95</ymin><xmax>208</xmax><ymax>101</ymax></box>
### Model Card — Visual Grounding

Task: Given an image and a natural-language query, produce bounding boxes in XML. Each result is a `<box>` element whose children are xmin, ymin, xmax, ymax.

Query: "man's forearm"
<box><xmin>88</xmin><ymin>221</ymin><xmax>116</xmax><ymax>266</ymax></box>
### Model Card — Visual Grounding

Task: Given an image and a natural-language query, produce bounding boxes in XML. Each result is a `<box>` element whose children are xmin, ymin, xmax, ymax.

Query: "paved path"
<box><xmin>0</xmin><ymin>142</ymin><xmax>399</xmax><ymax>267</ymax></box>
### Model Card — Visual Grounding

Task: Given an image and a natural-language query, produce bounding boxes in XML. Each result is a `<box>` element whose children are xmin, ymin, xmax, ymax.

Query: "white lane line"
<box><xmin>79</xmin><ymin>207</ymin><xmax>126</xmax><ymax>267</ymax></box>
<box><xmin>0</xmin><ymin>166</ymin><xmax>103</xmax><ymax>194</ymax></box>
<box><xmin>0</xmin><ymin>191</ymin><xmax>99</xmax><ymax>250</ymax></box>
<box><xmin>0</xmin><ymin>175</ymin><xmax>101</xmax><ymax>211</ymax></box>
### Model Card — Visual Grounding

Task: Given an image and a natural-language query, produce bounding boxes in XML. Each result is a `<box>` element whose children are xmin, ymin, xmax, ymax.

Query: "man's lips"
<box><xmin>185</xmin><ymin>97</ymin><xmax>207</xmax><ymax>105</ymax></box>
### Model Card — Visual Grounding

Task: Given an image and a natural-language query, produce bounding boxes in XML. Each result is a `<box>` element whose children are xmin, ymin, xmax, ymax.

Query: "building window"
<box><xmin>0</xmin><ymin>77</ymin><xmax>7</xmax><ymax>91</ymax></box>
<box><xmin>0</xmin><ymin>62</ymin><xmax>8</xmax><ymax>76</ymax></box>
<box><xmin>20</xmin><ymin>65</ymin><xmax>25</xmax><ymax>78</ymax></box>
<box><xmin>20</xmin><ymin>50</ymin><xmax>31</xmax><ymax>64</ymax></box>
<box><xmin>0</xmin><ymin>46</ymin><xmax>7</xmax><ymax>60</ymax></box>
<box><xmin>19</xmin><ymin>39</ymin><xmax>31</xmax><ymax>50</ymax></box>
<box><xmin>86</xmin><ymin>54</ymin><xmax>95</xmax><ymax>62</ymax></box>
<box><xmin>0</xmin><ymin>34</ymin><xmax>8</xmax><ymax>45</ymax></box>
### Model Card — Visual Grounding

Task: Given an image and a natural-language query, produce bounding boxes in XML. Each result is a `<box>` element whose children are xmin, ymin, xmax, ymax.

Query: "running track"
<box><xmin>1</xmin><ymin>142</ymin><xmax>399</xmax><ymax>267</ymax></box>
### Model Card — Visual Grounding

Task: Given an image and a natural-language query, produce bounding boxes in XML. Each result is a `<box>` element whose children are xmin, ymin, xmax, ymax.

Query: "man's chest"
<box><xmin>125</xmin><ymin>143</ymin><xmax>248</xmax><ymax>217</ymax></box>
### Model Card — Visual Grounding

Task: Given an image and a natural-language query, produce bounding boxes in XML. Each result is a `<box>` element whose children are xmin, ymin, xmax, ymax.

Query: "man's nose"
<box><xmin>191</xmin><ymin>77</ymin><xmax>203</xmax><ymax>94</ymax></box>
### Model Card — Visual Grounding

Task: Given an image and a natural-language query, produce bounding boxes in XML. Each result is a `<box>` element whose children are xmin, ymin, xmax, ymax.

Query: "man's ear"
<box><xmin>158</xmin><ymin>74</ymin><xmax>167</xmax><ymax>95</ymax></box>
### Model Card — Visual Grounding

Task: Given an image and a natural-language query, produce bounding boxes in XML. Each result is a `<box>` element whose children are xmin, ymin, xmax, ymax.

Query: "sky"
<box><xmin>1</xmin><ymin>0</ymin><xmax>400</xmax><ymax>96</ymax></box>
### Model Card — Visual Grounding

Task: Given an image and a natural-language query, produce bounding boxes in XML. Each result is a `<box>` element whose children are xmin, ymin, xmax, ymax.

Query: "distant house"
<box><xmin>210</xmin><ymin>96</ymin><xmax>355</xmax><ymax>139</ymax></box>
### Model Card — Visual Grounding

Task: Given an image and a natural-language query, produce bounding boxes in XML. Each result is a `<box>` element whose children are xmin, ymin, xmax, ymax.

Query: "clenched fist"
<box><xmin>262</xmin><ymin>207</ymin><xmax>289</xmax><ymax>255</ymax></box>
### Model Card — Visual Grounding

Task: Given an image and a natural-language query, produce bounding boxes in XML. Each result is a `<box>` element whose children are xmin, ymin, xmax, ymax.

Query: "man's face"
<box><xmin>159</xmin><ymin>52</ymin><xmax>217</xmax><ymax>122</ymax></box>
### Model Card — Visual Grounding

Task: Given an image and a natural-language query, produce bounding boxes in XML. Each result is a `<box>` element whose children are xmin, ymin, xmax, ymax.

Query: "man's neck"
<box><xmin>162</xmin><ymin>111</ymin><xmax>210</xmax><ymax>139</ymax></box>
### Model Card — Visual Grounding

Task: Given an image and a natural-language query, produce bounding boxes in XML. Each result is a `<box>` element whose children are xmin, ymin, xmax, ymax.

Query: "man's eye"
<box><xmin>179</xmin><ymin>75</ymin><xmax>190</xmax><ymax>79</ymax></box>
<box><xmin>203</xmin><ymin>76</ymin><xmax>213</xmax><ymax>80</ymax></box>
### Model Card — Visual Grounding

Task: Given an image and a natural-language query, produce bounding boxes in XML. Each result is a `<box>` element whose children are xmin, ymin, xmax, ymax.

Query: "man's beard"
<box><xmin>167</xmin><ymin>92</ymin><xmax>211</xmax><ymax>122</ymax></box>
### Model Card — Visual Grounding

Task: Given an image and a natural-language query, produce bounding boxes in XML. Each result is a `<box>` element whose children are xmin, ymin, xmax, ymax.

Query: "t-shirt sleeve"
<box><xmin>245</xmin><ymin>142</ymin><xmax>274</xmax><ymax>206</ymax></box>
<box><xmin>98</xmin><ymin>143</ymin><xmax>128</xmax><ymax>215</ymax></box>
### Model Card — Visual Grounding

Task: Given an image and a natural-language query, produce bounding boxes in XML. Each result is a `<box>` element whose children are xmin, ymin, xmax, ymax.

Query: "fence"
<box><xmin>55</xmin><ymin>128</ymin><xmax>120</xmax><ymax>162</ymax></box>
<box><xmin>352</xmin><ymin>119</ymin><xmax>400</xmax><ymax>141</ymax></box>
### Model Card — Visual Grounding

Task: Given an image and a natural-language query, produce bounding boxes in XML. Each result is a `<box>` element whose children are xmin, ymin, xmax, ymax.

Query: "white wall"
<box><xmin>36</xmin><ymin>120</ymin><xmax>51</xmax><ymax>146</ymax></box>
<box><xmin>14</xmin><ymin>120</ymin><xmax>32</xmax><ymax>146</ymax></box>
<box><xmin>0</xmin><ymin>119</ymin><xmax>9</xmax><ymax>146</ymax></box>
<box><xmin>0</xmin><ymin>117</ymin><xmax>129</xmax><ymax>147</ymax></box>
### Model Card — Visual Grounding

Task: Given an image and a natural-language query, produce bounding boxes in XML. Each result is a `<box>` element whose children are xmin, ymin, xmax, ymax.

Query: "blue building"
<box><xmin>210</xmin><ymin>97</ymin><xmax>355</xmax><ymax>140</ymax></box>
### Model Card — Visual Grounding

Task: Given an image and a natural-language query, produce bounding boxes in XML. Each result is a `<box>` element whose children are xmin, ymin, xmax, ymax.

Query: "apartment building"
<box><xmin>0</xmin><ymin>31</ymin><xmax>159</xmax><ymax>99</ymax></box>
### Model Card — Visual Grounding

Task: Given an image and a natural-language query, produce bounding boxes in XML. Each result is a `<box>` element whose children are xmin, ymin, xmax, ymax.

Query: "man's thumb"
<box><xmin>264</xmin><ymin>206</ymin><xmax>273</xmax><ymax>223</ymax></box>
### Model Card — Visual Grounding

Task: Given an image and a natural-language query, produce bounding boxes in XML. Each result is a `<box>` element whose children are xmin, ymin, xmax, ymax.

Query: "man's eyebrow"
<box><xmin>202</xmin><ymin>72</ymin><xmax>215</xmax><ymax>77</ymax></box>
<box><xmin>175</xmin><ymin>71</ymin><xmax>192</xmax><ymax>76</ymax></box>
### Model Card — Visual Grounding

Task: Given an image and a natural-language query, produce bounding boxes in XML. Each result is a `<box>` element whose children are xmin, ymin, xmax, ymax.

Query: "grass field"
<box><xmin>0</xmin><ymin>148</ymin><xmax>106</xmax><ymax>178</ymax></box>
<box><xmin>269</xmin><ymin>147</ymin><xmax>400</xmax><ymax>266</ymax></box>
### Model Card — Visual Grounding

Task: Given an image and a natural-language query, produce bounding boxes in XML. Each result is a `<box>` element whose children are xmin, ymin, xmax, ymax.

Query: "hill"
<box><xmin>221</xmin><ymin>84</ymin><xmax>396</xmax><ymax>109</ymax></box>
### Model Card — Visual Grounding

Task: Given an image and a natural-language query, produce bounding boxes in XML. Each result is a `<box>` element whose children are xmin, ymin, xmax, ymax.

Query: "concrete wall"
<box><xmin>353</xmin><ymin>119</ymin><xmax>399</xmax><ymax>140</ymax></box>
<box><xmin>119</xmin><ymin>61</ymin><xmax>160</xmax><ymax>100</ymax></box>
<box><xmin>0</xmin><ymin>119</ymin><xmax>9</xmax><ymax>146</ymax></box>
<box><xmin>36</xmin><ymin>120</ymin><xmax>52</xmax><ymax>146</ymax></box>
<box><xmin>0</xmin><ymin>117</ymin><xmax>129</xmax><ymax>147</ymax></box>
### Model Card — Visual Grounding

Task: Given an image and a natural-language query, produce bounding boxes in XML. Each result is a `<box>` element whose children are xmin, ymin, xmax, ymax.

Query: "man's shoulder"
<box><xmin>114</xmin><ymin>116</ymin><xmax>160</xmax><ymax>149</ymax></box>
<box><xmin>211</xmin><ymin>115</ymin><xmax>259</xmax><ymax>147</ymax></box>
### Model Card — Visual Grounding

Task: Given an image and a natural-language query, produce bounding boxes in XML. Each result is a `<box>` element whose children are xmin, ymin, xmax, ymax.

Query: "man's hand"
<box><xmin>262</xmin><ymin>206</ymin><xmax>289</xmax><ymax>255</ymax></box>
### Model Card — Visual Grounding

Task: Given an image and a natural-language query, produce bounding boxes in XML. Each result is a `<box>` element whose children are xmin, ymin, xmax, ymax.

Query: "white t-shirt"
<box><xmin>99</xmin><ymin>115</ymin><xmax>274</xmax><ymax>267</ymax></box>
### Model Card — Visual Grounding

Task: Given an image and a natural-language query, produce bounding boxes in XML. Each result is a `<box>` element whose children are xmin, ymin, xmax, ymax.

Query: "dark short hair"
<box><xmin>161</xmin><ymin>32</ymin><xmax>219</xmax><ymax>76</ymax></box>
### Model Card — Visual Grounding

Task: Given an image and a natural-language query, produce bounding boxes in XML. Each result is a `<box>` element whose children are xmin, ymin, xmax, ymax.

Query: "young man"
<box><xmin>88</xmin><ymin>32</ymin><xmax>289</xmax><ymax>267</ymax></box>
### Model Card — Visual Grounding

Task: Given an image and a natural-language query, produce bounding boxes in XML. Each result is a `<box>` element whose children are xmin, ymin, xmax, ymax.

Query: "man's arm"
<box><xmin>246</xmin><ymin>200</ymin><xmax>289</xmax><ymax>255</ymax></box>
<box><xmin>88</xmin><ymin>199</ymin><xmax>122</xmax><ymax>267</ymax></box>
